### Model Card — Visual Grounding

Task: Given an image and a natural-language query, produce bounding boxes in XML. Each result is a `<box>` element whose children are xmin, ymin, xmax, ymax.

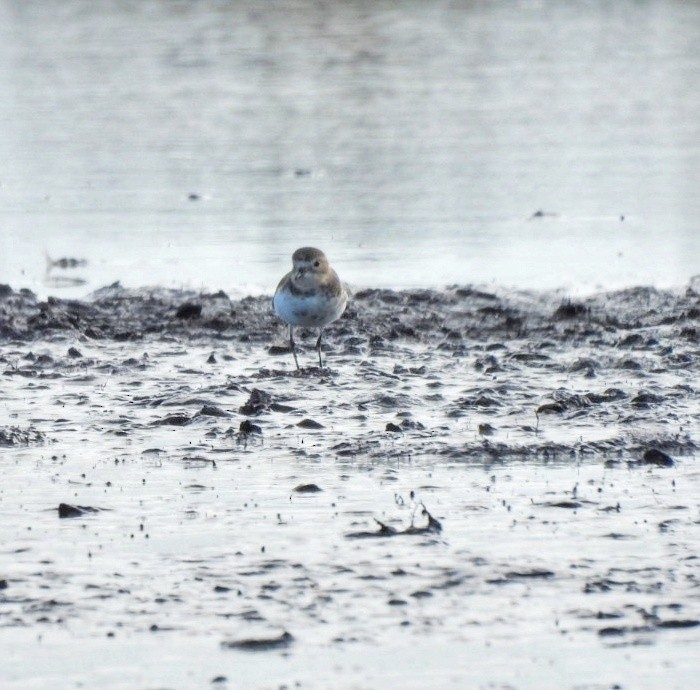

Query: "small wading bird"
<box><xmin>273</xmin><ymin>247</ymin><xmax>348</xmax><ymax>369</ymax></box>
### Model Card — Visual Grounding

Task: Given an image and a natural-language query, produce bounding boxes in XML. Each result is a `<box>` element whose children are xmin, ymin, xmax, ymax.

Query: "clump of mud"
<box><xmin>0</xmin><ymin>426</ymin><xmax>45</xmax><ymax>447</ymax></box>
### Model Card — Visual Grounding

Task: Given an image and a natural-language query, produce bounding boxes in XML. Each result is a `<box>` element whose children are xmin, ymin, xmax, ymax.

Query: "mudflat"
<box><xmin>0</xmin><ymin>281</ymin><xmax>698</xmax><ymax>688</ymax></box>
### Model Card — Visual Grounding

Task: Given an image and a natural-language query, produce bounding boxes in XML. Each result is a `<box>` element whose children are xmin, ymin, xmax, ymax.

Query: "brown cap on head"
<box><xmin>292</xmin><ymin>247</ymin><xmax>327</xmax><ymax>263</ymax></box>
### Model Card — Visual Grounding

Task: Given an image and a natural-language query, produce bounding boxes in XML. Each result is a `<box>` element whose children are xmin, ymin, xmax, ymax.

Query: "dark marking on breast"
<box><xmin>288</xmin><ymin>281</ymin><xmax>316</xmax><ymax>297</ymax></box>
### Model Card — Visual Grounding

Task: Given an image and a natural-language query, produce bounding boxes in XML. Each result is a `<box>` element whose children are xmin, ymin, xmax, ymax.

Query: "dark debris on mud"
<box><xmin>57</xmin><ymin>503</ymin><xmax>103</xmax><ymax>519</ymax></box>
<box><xmin>0</xmin><ymin>426</ymin><xmax>45</xmax><ymax>447</ymax></box>
<box><xmin>346</xmin><ymin>504</ymin><xmax>443</xmax><ymax>539</ymax></box>
<box><xmin>221</xmin><ymin>630</ymin><xmax>294</xmax><ymax>652</ymax></box>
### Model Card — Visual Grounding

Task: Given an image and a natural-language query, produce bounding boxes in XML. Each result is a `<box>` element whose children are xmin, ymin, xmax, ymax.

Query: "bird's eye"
<box><xmin>313</xmin><ymin>260</ymin><xmax>320</xmax><ymax>267</ymax></box>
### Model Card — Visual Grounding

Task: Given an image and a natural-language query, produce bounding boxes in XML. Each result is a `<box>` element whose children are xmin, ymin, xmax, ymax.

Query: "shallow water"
<box><xmin>1</xmin><ymin>0</ymin><xmax>699</xmax><ymax>298</ymax></box>
<box><xmin>1</xmin><ymin>283</ymin><xmax>699</xmax><ymax>688</ymax></box>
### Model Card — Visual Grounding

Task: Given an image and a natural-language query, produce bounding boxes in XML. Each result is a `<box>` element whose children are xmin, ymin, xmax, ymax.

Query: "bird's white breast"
<box><xmin>273</xmin><ymin>288</ymin><xmax>346</xmax><ymax>328</ymax></box>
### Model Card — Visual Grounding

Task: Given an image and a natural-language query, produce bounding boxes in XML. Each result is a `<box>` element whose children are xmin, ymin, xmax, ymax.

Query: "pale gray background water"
<box><xmin>1</xmin><ymin>0</ymin><xmax>699</xmax><ymax>298</ymax></box>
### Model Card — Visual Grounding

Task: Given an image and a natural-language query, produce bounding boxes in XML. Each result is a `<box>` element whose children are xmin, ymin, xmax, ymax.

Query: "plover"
<box><xmin>273</xmin><ymin>247</ymin><xmax>348</xmax><ymax>369</ymax></box>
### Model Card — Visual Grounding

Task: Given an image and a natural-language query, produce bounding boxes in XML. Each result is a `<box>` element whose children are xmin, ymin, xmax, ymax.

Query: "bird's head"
<box><xmin>291</xmin><ymin>247</ymin><xmax>330</xmax><ymax>282</ymax></box>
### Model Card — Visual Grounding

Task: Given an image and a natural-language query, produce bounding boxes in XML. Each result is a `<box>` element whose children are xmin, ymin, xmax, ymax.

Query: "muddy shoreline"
<box><xmin>1</xmin><ymin>280</ymin><xmax>698</xmax><ymax>460</ymax></box>
<box><xmin>2</xmin><ymin>279</ymin><xmax>700</xmax><ymax>344</ymax></box>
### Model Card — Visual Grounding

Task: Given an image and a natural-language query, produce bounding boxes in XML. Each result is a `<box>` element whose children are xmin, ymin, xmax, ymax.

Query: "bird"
<box><xmin>273</xmin><ymin>247</ymin><xmax>348</xmax><ymax>369</ymax></box>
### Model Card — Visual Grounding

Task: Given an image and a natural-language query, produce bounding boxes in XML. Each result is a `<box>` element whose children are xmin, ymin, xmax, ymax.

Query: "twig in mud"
<box><xmin>345</xmin><ymin>502</ymin><xmax>442</xmax><ymax>539</ymax></box>
<box><xmin>346</xmin><ymin>518</ymin><xmax>398</xmax><ymax>539</ymax></box>
<box><xmin>408</xmin><ymin>502</ymin><xmax>443</xmax><ymax>534</ymax></box>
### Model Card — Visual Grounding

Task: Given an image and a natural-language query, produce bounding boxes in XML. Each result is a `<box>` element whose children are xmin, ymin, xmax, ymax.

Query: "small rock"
<box><xmin>411</xmin><ymin>590</ymin><xmax>433</xmax><ymax>599</ymax></box>
<box><xmin>399</xmin><ymin>418</ymin><xmax>425</xmax><ymax>430</ymax></box>
<box><xmin>239</xmin><ymin>389</ymin><xmax>272</xmax><ymax>416</ymax></box>
<box><xmin>67</xmin><ymin>347</ymin><xmax>82</xmax><ymax>358</ymax></box>
<box><xmin>536</xmin><ymin>402</ymin><xmax>567</xmax><ymax>415</ymax></box>
<box><xmin>207</xmin><ymin>352</ymin><xmax>217</xmax><ymax>364</ymax></box>
<box><xmin>221</xmin><ymin>631</ymin><xmax>294</xmax><ymax>651</ymax></box>
<box><xmin>270</xmin><ymin>402</ymin><xmax>296</xmax><ymax>413</ymax></box>
<box><xmin>655</xmin><ymin>619</ymin><xmax>699</xmax><ymax>629</ymax></box>
<box><xmin>385</xmin><ymin>422</ymin><xmax>402</xmax><ymax>433</ymax></box>
<box><xmin>587</xmin><ymin>388</ymin><xmax>627</xmax><ymax>403</ymax></box>
<box><xmin>618</xmin><ymin>333</ymin><xmax>644</xmax><ymax>347</ymax></box>
<box><xmin>199</xmin><ymin>405</ymin><xmax>229</xmax><ymax>418</ymax></box>
<box><xmin>297</xmin><ymin>418</ymin><xmax>324</xmax><ymax>429</ymax></box>
<box><xmin>641</xmin><ymin>448</ymin><xmax>675</xmax><ymax>467</ymax></box>
<box><xmin>598</xmin><ymin>626</ymin><xmax>626</xmax><ymax>637</ymax></box>
<box><xmin>294</xmin><ymin>483</ymin><xmax>322</xmax><ymax>493</ymax></box>
<box><xmin>154</xmin><ymin>414</ymin><xmax>191</xmax><ymax>426</ymax></box>
<box><xmin>175</xmin><ymin>302</ymin><xmax>202</xmax><ymax>319</ymax></box>
<box><xmin>554</xmin><ymin>302</ymin><xmax>588</xmax><ymax>320</ymax></box>
<box><xmin>478</xmin><ymin>423</ymin><xmax>495</xmax><ymax>436</ymax></box>
<box><xmin>239</xmin><ymin>420</ymin><xmax>262</xmax><ymax>435</ymax></box>
<box><xmin>507</xmin><ymin>569</ymin><xmax>555</xmax><ymax>579</ymax></box>
<box><xmin>388</xmin><ymin>598</ymin><xmax>408</xmax><ymax>606</ymax></box>
<box><xmin>58</xmin><ymin>503</ymin><xmax>100</xmax><ymax>518</ymax></box>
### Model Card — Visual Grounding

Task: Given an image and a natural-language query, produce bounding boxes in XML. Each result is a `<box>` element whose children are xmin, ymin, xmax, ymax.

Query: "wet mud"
<box><xmin>2</xmin><ymin>280</ymin><xmax>697</xmax><ymax>460</ymax></box>
<box><xmin>1</xmin><ymin>281</ymin><xmax>699</xmax><ymax>688</ymax></box>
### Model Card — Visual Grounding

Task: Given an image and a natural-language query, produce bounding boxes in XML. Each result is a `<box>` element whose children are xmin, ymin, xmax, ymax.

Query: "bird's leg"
<box><xmin>315</xmin><ymin>329</ymin><xmax>324</xmax><ymax>368</ymax></box>
<box><xmin>289</xmin><ymin>325</ymin><xmax>300</xmax><ymax>370</ymax></box>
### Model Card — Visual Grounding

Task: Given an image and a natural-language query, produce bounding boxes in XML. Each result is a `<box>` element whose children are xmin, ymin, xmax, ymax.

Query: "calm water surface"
<box><xmin>0</xmin><ymin>0</ymin><xmax>699</xmax><ymax>297</ymax></box>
